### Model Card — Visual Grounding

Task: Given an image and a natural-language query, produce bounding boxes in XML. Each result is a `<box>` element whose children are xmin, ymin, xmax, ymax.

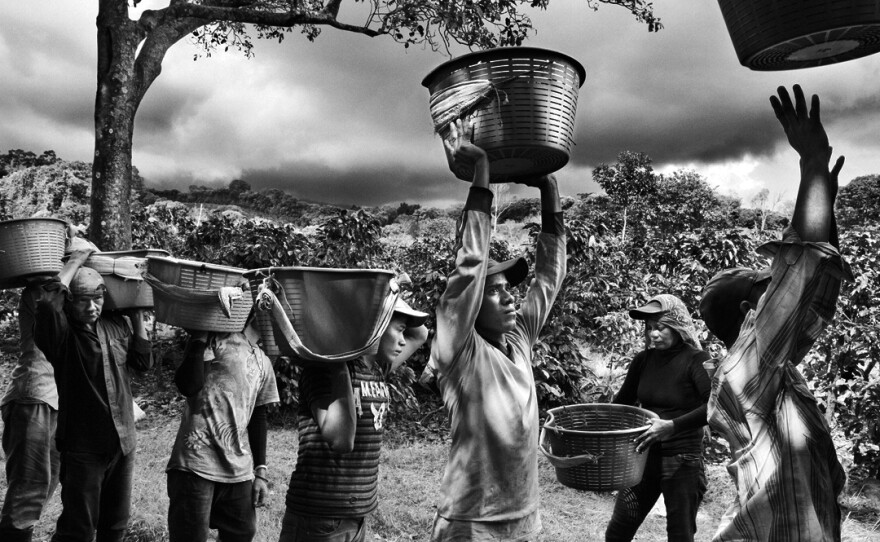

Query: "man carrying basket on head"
<box><xmin>34</xmin><ymin>241</ymin><xmax>154</xmax><ymax>542</ymax></box>
<box><xmin>429</xmin><ymin>118</ymin><xmax>566</xmax><ymax>542</ymax></box>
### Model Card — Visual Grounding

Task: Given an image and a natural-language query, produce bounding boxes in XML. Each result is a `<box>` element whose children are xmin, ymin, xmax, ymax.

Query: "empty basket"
<box><xmin>146</xmin><ymin>256</ymin><xmax>250</xmax><ymax>332</ymax></box>
<box><xmin>422</xmin><ymin>47</ymin><xmax>586</xmax><ymax>182</ymax></box>
<box><xmin>0</xmin><ymin>218</ymin><xmax>68</xmax><ymax>289</ymax></box>
<box><xmin>244</xmin><ymin>267</ymin><xmax>398</xmax><ymax>362</ymax></box>
<box><xmin>717</xmin><ymin>0</ymin><xmax>880</xmax><ymax>70</ymax></box>
<box><xmin>540</xmin><ymin>403</ymin><xmax>657</xmax><ymax>491</ymax></box>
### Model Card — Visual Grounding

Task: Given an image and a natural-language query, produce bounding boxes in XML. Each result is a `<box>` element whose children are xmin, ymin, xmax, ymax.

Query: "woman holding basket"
<box><xmin>605</xmin><ymin>294</ymin><xmax>712</xmax><ymax>542</ymax></box>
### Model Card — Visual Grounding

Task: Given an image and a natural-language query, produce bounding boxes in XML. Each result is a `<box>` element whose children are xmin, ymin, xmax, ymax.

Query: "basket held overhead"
<box><xmin>717</xmin><ymin>0</ymin><xmax>880</xmax><ymax>70</ymax></box>
<box><xmin>540</xmin><ymin>403</ymin><xmax>657</xmax><ymax>492</ymax></box>
<box><xmin>83</xmin><ymin>249</ymin><xmax>170</xmax><ymax>310</ymax></box>
<box><xmin>145</xmin><ymin>256</ymin><xmax>251</xmax><ymax>333</ymax></box>
<box><xmin>0</xmin><ymin>218</ymin><xmax>68</xmax><ymax>289</ymax></box>
<box><xmin>244</xmin><ymin>267</ymin><xmax>399</xmax><ymax>362</ymax></box>
<box><xmin>423</xmin><ymin>47</ymin><xmax>586</xmax><ymax>183</ymax></box>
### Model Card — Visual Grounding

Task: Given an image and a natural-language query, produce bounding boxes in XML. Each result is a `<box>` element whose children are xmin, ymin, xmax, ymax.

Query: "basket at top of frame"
<box><xmin>0</xmin><ymin>218</ymin><xmax>68</xmax><ymax>289</ymax></box>
<box><xmin>422</xmin><ymin>47</ymin><xmax>586</xmax><ymax>183</ymax></box>
<box><xmin>145</xmin><ymin>256</ymin><xmax>250</xmax><ymax>333</ymax></box>
<box><xmin>540</xmin><ymin>403</ymin><xmax>657</xmax><ymax>492</ymax></box>
<box><xmin>716</xmin><ymin>0</ymin><xmax>880</xmax><ymax>70</ymax></box>
<box><xmin>243</xmin><ymin>266</ymin><xmax>398</xmax><ymax>362</ymax></box>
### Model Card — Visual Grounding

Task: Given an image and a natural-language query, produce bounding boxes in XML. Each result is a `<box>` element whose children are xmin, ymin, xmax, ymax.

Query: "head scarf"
<box><xmin>631</xmin><ymin>294</ymin><xmax>702</xmax><ymax>350</ymax></box>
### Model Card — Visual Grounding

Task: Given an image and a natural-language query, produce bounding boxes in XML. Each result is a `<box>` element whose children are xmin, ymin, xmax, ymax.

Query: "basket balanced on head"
<box><xmin>0</xmin><ymin>217</ymin><xmax>68</xmax><ymax>289</ymax></box>
<box><xmin>423</xmin><ymin>47</ymin><xmax>586</xmax><ymax>183</ymax></box>
<box><xmin>244</xmin><ymin>267</ymin><xmax>399</xmax><ymax>362</ymax></box>
<box><xmin>145</xmin><ymin>256</ymin><xmax>251</xmax><ymax>333</ymax></box>
<box><xmin>716</xmin><ymin>0</ymin><xmax>880</xmax><ymax>70</ymax></box>
<box><xmin>540</xmin><ymin>403</ymin><xmax>658</xmax><ymax>492</ymax></box>
<box><xmin>83</xmin><ymin>249</ymin><xmax>170</xmax><ymax>311</ymax></box>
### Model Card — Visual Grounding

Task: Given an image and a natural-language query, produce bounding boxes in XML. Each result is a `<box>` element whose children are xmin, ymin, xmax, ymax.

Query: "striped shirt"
<box><xmin>285</xmin><ymin>358</ymin><xmax>389</xmax><ymax>518</ymax></box>
<box><xmin>708</xmin><ymin>228</ymin><xmax>851</xmax><ymax>541</ymax></box>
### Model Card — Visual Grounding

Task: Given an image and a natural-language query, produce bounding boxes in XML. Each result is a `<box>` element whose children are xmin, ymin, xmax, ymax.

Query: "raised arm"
<box><xmin>514</xmin><ymin>174</ymin><xmax>567</xmax><ymax>345</ymax></box>
<box><xmin>770</xmin><ymin>85</ymin><xmax>844</xmax><ymax>245</ymax></box>
<box><xmin>433</xmin><ymin>118</ymin><xmax>493</xmax><ymax>368</ymax></box>
<box><xmin>306</xmin><ymin>364</ymin><xmax>357</xmax><ymax>454</ymax></box>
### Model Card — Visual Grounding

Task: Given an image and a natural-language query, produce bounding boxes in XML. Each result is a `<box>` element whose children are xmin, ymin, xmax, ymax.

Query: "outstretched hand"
<box><xmin>769</xmin><ymin>85</ymin><xmax>833</xmax><ymax>163</ymax></box>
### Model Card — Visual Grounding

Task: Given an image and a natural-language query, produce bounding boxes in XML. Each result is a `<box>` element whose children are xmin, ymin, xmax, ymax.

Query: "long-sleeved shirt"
<box><xmin>1</xmin><ymin>285</ymin><xmax>57</xmax><ymax>409</ymax></box>
<box><xmin>34</xmin><ymin>282</ymin><xmax>153</xmax><ymax>455</ymax></box>
<box><xmin>708</xmin><ymin>228</ymin><xmax>851</xmax><ymax>542</ymax></box>
<box><xmin>432</xmin><ymin>187</ymin><xmax>566</xmax><ymax>523</ymax></box>
<box><xmin>614</xmin><ymin>343</ymin><xmax>711</xmax><ymax>456</ymax></box>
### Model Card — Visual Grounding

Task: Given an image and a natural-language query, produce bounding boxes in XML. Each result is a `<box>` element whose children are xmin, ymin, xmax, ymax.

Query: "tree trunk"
<box><xmin>92</xmin><ymin>3</ymin><xmax>143</xmax><ymax>250</ymax></box>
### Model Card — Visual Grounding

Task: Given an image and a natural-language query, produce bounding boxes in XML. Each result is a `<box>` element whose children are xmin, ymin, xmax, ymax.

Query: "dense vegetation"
<box><xmin>1</xmin><ymin>149</ymin><xmax>878</xmax><ymax>480</ymax></box>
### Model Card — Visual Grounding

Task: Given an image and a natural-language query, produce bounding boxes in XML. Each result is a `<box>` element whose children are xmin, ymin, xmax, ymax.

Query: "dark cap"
<box><xmin>629</xmin><ymin>300</ymin><xmax>664</xmax><ymax>320</ymax></box>
<box><xmin>699</xmin><ymin>267</ymin><xmax>771</xmax><ymax>348</ymax></box>
<box><xmin>487</xmin><ymin>256</ymin><xmax>528</xmax><ymax>288</ymax></box>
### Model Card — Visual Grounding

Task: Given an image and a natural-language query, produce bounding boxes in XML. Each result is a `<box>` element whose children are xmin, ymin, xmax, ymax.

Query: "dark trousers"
<box><xmin>605</xmin><ymin>450</ymin><xmax>707</xmax><ymax>542</ymax></box>
<box><xmin>51</xmin><ymin>448</ymin><xmax>134</xmax><ymax>542</ymax></box>
<box><xmin>167</xmin><ymin>469</ymin><xmax>256</xmax><ymax>542</ymax></box>
<box><xmin>0</xmin><ymin>402</ymin><xmax>60</xmax><ymax>542</ymax></box>
<box><xmin>278</xmin><ymin>510</ymin><xmax>366</xmax><ymax>542</ymax></box>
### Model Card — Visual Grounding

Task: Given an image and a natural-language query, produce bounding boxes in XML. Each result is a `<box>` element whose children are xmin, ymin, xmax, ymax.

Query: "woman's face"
<box><xmin>645</xmin><ymin>319</ymin><xmax>681</xmax><ymax>351</ymax></box>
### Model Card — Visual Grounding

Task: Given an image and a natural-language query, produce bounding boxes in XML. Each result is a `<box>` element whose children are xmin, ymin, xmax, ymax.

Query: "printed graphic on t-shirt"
<box><xmin>354</xmin><ymin>379</ymin><xmax>390</xmax><ymax>430</ymax></box>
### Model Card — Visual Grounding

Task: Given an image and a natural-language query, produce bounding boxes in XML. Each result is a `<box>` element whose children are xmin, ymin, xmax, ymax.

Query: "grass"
<box><xmin>1</xmin><ymin>352</ymin><xmax>878</xmax><ymax>541</ymax></box>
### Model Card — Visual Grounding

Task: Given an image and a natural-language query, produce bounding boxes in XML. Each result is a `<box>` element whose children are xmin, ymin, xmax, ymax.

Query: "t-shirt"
<box><xmin>285</xmin><ymin>358</ymin><xmax>389</xmax><ymax>518</ymax></box>
<box><xmin>166</xmin><ymin>332</ymin><xmax>279</xmax><ymax>482</ymax></box>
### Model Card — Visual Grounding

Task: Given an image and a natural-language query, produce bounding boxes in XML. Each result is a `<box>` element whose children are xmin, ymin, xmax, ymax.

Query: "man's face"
<box><xmin>476</xmin><ymin>273</ymin><xmax>516</xmax><ymax>338</ymax></box>
<box><xmin>70</xmin><ymin>293</ymin><xmax>104</xmax><ymax>326</ymax></box>
<box><xmin>378</xmin><ymin>315</ymin><xmax>409</xmax><ymax>364</ymax></box>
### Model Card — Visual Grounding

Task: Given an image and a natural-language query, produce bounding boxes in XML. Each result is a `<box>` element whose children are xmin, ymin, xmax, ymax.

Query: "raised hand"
<box><xmin>769</xmin><ymin>84</ymin><xmax>833</xmax><ymax>163</ymax></box>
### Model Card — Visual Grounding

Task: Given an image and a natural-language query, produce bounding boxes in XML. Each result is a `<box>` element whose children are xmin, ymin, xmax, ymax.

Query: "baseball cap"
<box><xmin>392</xmin><ymin>298</ymin><xmax>428</xmax><ymax>328</ymax></box>
<box><xmin>699</xmin><ymin>267</ymin><xmax>771</xmax><ymax>347</ymax></box>
<box><xmin>69</xmin><ymin>267</ymin><xmax>106</xmax><ymax>297</ymax></box>
<box><xmin>487</xmin><ymin>256</ymin><xmax>528</xmax><ymax>288</ymax></box>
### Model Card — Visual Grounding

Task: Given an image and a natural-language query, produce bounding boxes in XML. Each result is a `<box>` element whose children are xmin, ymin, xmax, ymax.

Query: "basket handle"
<box><xmin>538</xmin><ymin>426</ymin><xmax>602</xmax><ymax>468</ymax></box>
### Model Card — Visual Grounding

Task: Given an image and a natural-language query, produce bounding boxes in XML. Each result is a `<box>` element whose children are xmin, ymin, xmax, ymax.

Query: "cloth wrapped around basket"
<box><xmin>252</xmin><ymin>271</ymin><xmax>399</xmax><ymax>363</ymax></box>
<box><xmin>144</xmin><ymin>273</ymin><xmax>251</xmax><ymax>332</ymax></box>
<box><xmin>86</xmin><ymin>255</ymin><xmax>148</xmax><ymax>281</ymax></box>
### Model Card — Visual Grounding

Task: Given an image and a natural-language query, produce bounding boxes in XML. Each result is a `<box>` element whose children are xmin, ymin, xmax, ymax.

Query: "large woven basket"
<box><xmin>0</xmin><ymin>218</ymin><xmax>68</xmax><ymax>289</ymax></box>
<box><xmin>84</xmin><ymin>249</ymin><xmax>170</xmax><ymax>310</ymax></box>
<box><xmin>540</xmin><ymin>403</ymin><xmax>657</xmax><ymax>492</ymax></box>
<box><xmin>244</xmin><ymin>267</ymin><xmax>397</xmax><ymax>361</ymax></box>
<box><xmin>146</xmin><ymin>256</ymin><xmax>250</xmax><ymax>332</ymax></box>
<box><xmin>422</xmin><ymin>47</ymin><xmax>585</xmax><ymax>182</ymax></box>
<box><xmin>717</xmin><ymin>0</ymin><xmax>880</xmax><ymax>70</ymax></box>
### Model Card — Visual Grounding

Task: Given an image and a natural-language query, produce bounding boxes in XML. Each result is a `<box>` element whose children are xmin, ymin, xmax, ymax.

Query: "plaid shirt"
<box><xmin>708</xmin><ymin>228</ymin><xmax>851</xmax><ymax>542</ymax></box>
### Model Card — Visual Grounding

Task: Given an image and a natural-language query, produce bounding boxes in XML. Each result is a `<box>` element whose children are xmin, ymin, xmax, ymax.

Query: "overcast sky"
<box><xmin>2</xmin><ymin>1</ymin><xmax>879</xmax><ymax>209</ymax></box>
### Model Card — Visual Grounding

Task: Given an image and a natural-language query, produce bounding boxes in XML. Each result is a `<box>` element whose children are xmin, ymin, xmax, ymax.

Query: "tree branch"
<box><xmin>166</xmin><ymin>3</ymin><xmax>383</xmax><ymax>37</ymax></box>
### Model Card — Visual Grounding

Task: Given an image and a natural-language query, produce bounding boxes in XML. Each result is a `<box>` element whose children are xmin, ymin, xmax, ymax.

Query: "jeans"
<box><xmin>605</xmin><ymin>450</ymin><xmax>707</xmax><ymax>542</ymax></box>
<box><xmin>0</xmin><ymin>402</ymin><xmax>60</xmax><ymax>542</ymax></box>
<box><xmin>51</xmin><ymin>448</ymin><xmax>134</xmax><ymax>542</ymax></box>
<box><xmin>166</xmin><ymin>469</ymin><xmax>256</xmax><ymax>542</ymax></box>
<box><xmin>278</xmin><ymin>510</ymin><xmax>366</xmax><ymax>542</ymax></box>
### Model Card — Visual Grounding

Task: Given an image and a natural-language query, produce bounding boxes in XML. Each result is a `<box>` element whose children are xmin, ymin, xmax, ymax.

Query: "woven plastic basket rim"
<box><xmin>0</xmin><ymin>217</ymin><xmax>68</xmax><ymax>228</ymax></box>
<box><xmin>544</xmin><ymin>403</ymin><xmax>658</xmax><ymax>437</ymax></box>
<box><xmin>146</xmin><ymin>256</ymin><xmax>246</xmax><ymax>276</ymax></box>
<box><xmin>243</xmin><ymin>266</ymin><xmax>396</xmax><ymax>278</ymax></box>
<box><xmin>421</xmin><ymin>46</ymin><xmax>586</xmax><ymax>90</ymax></box>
